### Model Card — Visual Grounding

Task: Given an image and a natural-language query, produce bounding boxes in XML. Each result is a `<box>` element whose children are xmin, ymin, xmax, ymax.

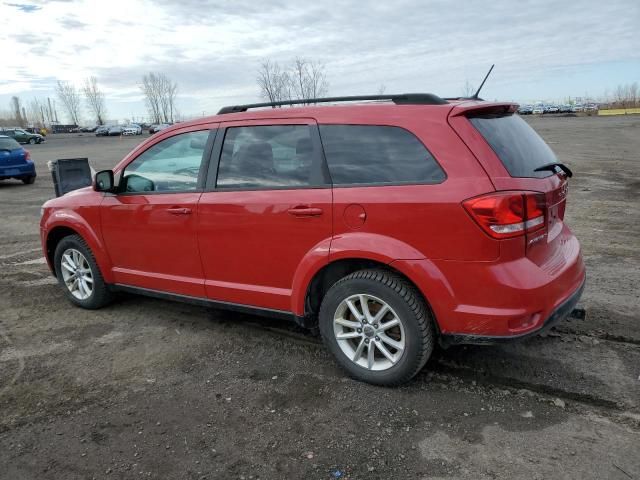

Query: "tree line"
<box><xmin>1</xmin><ymin>73</ymin><xmax>179</xmax><ymax>128</ymax></box>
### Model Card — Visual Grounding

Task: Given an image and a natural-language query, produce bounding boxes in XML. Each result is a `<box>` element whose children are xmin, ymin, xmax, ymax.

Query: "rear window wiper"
<box><xmin>534</xmin><ymin>162</ymin><xmax>573</xmax><ymax>178</ymax></box>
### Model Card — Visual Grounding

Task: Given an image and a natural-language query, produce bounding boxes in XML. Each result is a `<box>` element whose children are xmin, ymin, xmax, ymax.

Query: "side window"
<box><xmin>319</xmin><ymin>125</ymin><xmax>446</xmax><ymax>185</ymax></box>
<box><xmin>216</xmin><ymin>125</ymin><xmax>318</xmax><ymax>189</ymax></box>
<box><xmin>122</xmin><ymin>130</ymin><xmax>210</xmax><ymax>193</ymax></box>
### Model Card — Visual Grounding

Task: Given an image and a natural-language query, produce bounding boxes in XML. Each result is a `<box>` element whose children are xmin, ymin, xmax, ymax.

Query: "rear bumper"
<box><xmin>0</xmin><ymin>162</ymin><xmax>36</xmax><ymax>179</ymax></box>
<box><xmin>439</xmin><ymin>276</ymin><xmax>584</xmax><ymax>346</ymax></box>
<box><xmin>391</xmin><ymin>230</ymin><xmax>586</xmax><ymax>339</ymax></box>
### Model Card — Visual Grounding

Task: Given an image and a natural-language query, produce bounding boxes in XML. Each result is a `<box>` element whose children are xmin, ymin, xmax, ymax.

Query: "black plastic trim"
<box><xmin>218</xmin><ymin>93</ymin><xmax>447</xmax><ymax>114</ymax></box>
<box><xmin>439</xmin><ymin>277</ymin><xmax>586</xmax><ymax>348</ymax></box>
<box><xmin>111</xmin><ymin>283</ymin><xmax>300</xmax><ymax>322</ymax></box>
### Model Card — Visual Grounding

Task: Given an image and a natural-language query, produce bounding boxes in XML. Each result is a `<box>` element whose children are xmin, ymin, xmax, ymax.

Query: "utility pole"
<box><xmin>47</xmin><ymin>97</ymin><xmax>53</xmax><ymax>123</ymax></box>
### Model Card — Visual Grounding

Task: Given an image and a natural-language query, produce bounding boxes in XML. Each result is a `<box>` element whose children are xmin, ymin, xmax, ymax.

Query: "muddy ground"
<box><xmin>1</xmin><ymin>116</ymin><xmax>639</xmax><ymax>479</ymax></box>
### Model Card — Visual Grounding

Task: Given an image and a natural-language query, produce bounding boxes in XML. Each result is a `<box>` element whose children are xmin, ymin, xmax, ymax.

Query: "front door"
<box><xmin>100</xmin><ymin>128</ymin><xmax>215</xmax><ymax>297</ymax></box>
<box><xmin>197</xmin><ymin>119</ymin><xmax>332</xmax><ymax>312</ymax></box>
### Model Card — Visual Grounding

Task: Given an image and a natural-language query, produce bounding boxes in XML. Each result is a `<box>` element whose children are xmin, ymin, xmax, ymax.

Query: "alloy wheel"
<box><xmin>60</xmin><ymin>248</ymin><xmax>94</xmax><ymax>300</ymax></box>
<box><xmin>333</xmin><ymin>294</ymin><xmax>406</xmax><ymax>371</ymax></box>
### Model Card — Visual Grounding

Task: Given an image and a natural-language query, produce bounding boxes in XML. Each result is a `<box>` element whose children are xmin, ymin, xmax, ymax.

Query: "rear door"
<box><xmin>197</xmin><ymin>118</ymin><xmax>332</xmax><ymax>312</ymax></box>
<box><xmin>449</xmin><ymin>105</ymin><xmax>570</xmax><ymax>267</ymax></box>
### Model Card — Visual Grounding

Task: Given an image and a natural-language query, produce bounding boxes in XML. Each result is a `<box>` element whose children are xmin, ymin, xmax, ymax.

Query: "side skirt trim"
<box><xmin>110</xmin><ymin>283</ymin><xmax>309</xmax><ymax>325</ymax></box>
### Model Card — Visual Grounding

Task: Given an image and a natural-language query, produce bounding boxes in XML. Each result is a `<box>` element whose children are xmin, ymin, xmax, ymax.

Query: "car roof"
<box><xmin>161</xmin><ymin>99</ymin><xmax>516</xmax><ymax>135</ymax></box>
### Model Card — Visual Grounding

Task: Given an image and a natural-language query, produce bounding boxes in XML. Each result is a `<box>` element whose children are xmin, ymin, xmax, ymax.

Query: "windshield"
<box><xmin>469</xmin><ymin>114</ymin><xmax>557</xmax><ymax>178</ymax></box>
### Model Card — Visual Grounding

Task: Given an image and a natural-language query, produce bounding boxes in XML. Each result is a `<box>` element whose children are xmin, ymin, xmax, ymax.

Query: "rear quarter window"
<box><xmin>0</xmin><ymin>137</ymin><xmax>21</xmax><ymax>150</ymax></box>
<box><xmin>318</xmin><ymin>125</ymin><xmax>445</xmax><ymax>186</ymax></box>
<box><xmin>469</xmin><ymin>114</ymin><xmax>557</xmax><ymax>178</ymax></box>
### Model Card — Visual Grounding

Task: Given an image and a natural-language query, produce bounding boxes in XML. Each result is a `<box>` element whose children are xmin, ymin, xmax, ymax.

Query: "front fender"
<box><xmin>42</xmin><ymin>208</ymin><xmax>114</xmax><ymax>283</ymax></box>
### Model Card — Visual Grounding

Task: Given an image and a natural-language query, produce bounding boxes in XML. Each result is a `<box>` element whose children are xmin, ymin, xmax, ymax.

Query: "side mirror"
<box><xmin>94</xmin><ymin>170</ymin><xmax>114</xmax><ymax>192</ymax></box>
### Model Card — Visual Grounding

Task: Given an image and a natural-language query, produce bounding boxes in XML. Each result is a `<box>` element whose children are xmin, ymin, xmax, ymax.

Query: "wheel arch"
<box><xmin>44</xmin><ymin>213</ymin><xmax>114</xmax><ymax>283</ymax></box>
<box><xmin>298</xmin><ymin>257</ymin><xmax>440</xmax><ymax>334</ymax></box>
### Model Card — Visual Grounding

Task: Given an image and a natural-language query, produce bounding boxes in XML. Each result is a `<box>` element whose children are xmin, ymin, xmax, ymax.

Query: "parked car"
<box><xmin>532</xmin><ymin>105</ymin><xmax>544</xmax><ymax>114</ymax></box>
<box><xmin>571</xmin><ymin>104</ymin><xmax>584</xmax><ymax>112</ymax></box>
<box><xmin>123</xmin><ymin>124</ymin><xmax>142</xmax><ymax>135</ymax></box>
<box><xmin>122</xmin><ymin>127</ymin><xmax>137</xmax><ymax>136</ymax></box>
<box><xmin>0</xmin><ymin>135</ymin><xmax>36</xmax><ymax>184</ymax></box>
<box><xmin>107</xmin><ymin>126</ymin><xmax>124</xmax><ymax>136</ymax></box>
<box><xmin>80</xmin><ymin>126</ymin><xmax>98</xmax><ymax>133</ymax></box>
<box><xmin>559</xmin><ymin>104</ymin><xmax>573</xmax><ymax>113</ymax></box>
<box><xmin>149</xmin><ymin>123</ymin><xmax>171</xmax><ymax>134</ymax></box>
<box><xmin>40</xmin><ymin>94</ymin><xmax>585</xmax><ymax>386</ymax></box>
<box><xmin>95</xmin><ymin>126</ymin><xmax>110</xmax><ymax>136</ymax></box>
<box><xmin>545</xmin><ymin>105</ymin><xmax>559</xmax><ymax>114</ymax></box>
<box><xmin>517</xmin><ymin>105</ymin><xmax>533</xmax><ymax>115</ymax></box>
<box><xmin>0</xmin><ymin>128</ymin><xmax>45</xmax><ymax>144</ymax></box>
<box><xmin>585</xmin><ymin>104</ymin><xmax>598</xmax><ymax>112</ymax></box>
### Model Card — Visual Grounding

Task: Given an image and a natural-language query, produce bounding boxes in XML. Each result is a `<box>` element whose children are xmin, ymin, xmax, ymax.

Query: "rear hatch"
<box><xmin>448</xmin><ymin>103</ymin><xmax>571</xmax><ymax>269</ymax></box>
<box><xmin>0</xmin><ymin>137</ymin><xmax>28</xmax><ymax>168</ymax></box>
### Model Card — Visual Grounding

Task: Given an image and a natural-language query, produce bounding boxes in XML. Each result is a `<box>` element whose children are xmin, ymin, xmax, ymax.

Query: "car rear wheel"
<box><xmin>319</xmin><ymin>269</ymin><xmax>435</xmax><ymax>386</ymax></box>
<box><xmin>54</xmin><ymin>235</ymin><xmax>112</xmax><ymax>309</ymax></box>
<box><xmin>28</xmin><ymin>138</ymin><xmax>35</xmax><ymax>144</ymax></box>
<box><xmin>21</xmin><ymin>175</ymin><xmax>36</xmax><ymax>184</ymax></box>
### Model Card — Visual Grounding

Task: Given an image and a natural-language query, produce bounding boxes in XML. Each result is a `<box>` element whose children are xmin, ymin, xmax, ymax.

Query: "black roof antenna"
<box><xmin>472</xmin><ymin>64</ymin><xmax>495</xmax><ymax>100</ymax></box>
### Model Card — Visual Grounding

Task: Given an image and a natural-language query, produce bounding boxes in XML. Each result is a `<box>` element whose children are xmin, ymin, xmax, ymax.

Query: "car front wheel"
<box><xmin>54</xmin><ymin>235</ymin><xmax>112</xmax><ymax>309</ymax></box>
<box><xmin>319</xmin><ymin>269</ymin><xmax>435</xmax><ymax>386</ymax></box>
<box><xmin>22</xmin><ymin>175</ymin><xmax>36</xmax><ymax>184</ymax></box>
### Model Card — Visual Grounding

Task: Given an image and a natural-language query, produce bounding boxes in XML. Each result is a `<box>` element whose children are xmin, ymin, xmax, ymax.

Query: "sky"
<box><xmin>2</xmin><ymin>0</ymin><xmax>639</xmax><ymax>124</ymax></box>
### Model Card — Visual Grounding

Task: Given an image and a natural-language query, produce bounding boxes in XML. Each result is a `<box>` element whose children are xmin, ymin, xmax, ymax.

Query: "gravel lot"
<box><xmin>1</xmin><ymin>116</ymin><xmax>639</xmax><ymax>479</ymax></box>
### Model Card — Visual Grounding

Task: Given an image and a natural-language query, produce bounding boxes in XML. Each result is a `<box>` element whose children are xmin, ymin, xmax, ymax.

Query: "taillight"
<box><xmin>24</xmin><ymin>149</ymin><xmax>31</xmax><ymax>160</ymax></box>
<box><xmin>463</xmin><ymin>191</ymin><xmax>546</xmax><ymax>239</ymax></box>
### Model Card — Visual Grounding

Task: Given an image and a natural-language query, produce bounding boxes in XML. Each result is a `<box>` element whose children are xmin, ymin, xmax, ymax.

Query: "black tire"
<box><xmin>28</xmin><ymin>138</ymin><xmax>35</xmax><ymax>144</ymax></box>
<box><xmin>21</xmin><ymin>175</ymin><xmax>36</xmax><ymax>184</ymax></box>
<box><xmin>54</xmin><ymin>234</ymin><xmax>112</xmax><ymax>309</ymax></box>
<box><xmin>319</xmin><ymin>269</ymin><xmax>435</xmax><ymax>386</ymax></box>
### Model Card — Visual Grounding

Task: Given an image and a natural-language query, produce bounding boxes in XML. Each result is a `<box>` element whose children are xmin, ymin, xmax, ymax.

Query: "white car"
<box><xmin>532</xmin><ymin>106</ymin><xmax>544</xmax><ymax>114</ymax></box>
<box><xmin>122</xmin><ymin>127</ymin><xmax>138</xmax><ymax>136</ymax></box>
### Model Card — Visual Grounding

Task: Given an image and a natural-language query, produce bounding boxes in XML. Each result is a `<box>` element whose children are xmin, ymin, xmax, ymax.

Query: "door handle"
<box><xmin>287</xmin><ymin>206</ymin><xmax>323</xmax><ymax>217</ymax></box>
<box><xmin>167</xmin><ymin>207</ymin><xmax>192</xmax><ymax>215</ymax></box>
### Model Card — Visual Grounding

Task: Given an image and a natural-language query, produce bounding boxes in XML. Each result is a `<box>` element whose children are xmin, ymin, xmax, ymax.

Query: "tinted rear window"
<box><xmin>469</xmin><ymin>114</ymin><xmax>557</xmax><ymax>178</ymax></box>
<box><xmin>319</xmin><ymin>125</ymin><xmax>445</xmax><ymax>185</ymax></box>
<box><xmin>0</xmin><ymin>137</ymin><xmax>20</xmax><ymax>150</ymax></box>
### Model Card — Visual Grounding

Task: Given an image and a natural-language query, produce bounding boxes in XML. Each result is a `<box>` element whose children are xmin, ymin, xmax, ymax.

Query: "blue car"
<box><xmin>0</xmin><ymin>135</ymin><xmax>36</xmax><ymax>184</ymax></box>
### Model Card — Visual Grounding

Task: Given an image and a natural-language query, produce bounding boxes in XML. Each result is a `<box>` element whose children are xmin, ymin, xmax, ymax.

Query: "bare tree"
<box><xmin>83</xmin><ymin>76</ymin><xmax>106</xmax><ymax>125</ymax></box>
<box><xmin>11</xmin><ymin>96</ymin><xmax>24</xmax><ymax>126</ymax></box>
<box><xmin>257</xmin><ymin>58</ymin><xmax>328</xmax><ymax>105</ymax></box>
<box><xmin>257</xmin><ymin>60</ymin><xmax>291</xmax><ymax>104</ymax></box>
<box><xmin>291</xmin><ymin>57</ymin><xmax>328</xmax><ymax>102</ymax></box>
<box><xmin>56</xmin><ymin>80</ymin><xmax>81</xmax><ymax>125</ymax></box>
<box><xmin>376</xmin><ymin>84</ymin><xmax>387</xmax><ymax>95</ymax></box>
<box><xmin>26</xmin><ymin>98</ymin><xmax>47</xmax><ymax>127</ymax></box>
<box><xmin>462</xmin><ymin>80</ymin><xmax>475</xmax><ymax>98</ymax></box>
<box><xmin>140</xmin><ymin>72</ymin><xmax>178</xmax><ymax>123</ymax></box>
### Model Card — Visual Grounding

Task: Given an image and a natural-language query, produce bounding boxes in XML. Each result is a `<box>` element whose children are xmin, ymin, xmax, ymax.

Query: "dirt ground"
<box><xmin>1</xmin><ymin>116</ymin><xmax>639</xmax><ymax>479</ymax></box>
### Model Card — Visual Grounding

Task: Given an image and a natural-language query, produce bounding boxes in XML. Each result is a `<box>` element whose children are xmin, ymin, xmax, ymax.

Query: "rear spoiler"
<box><xmin>448</xmin><ymin>102</ymin><xmax>519</xmax><ymax>118</ymax></box>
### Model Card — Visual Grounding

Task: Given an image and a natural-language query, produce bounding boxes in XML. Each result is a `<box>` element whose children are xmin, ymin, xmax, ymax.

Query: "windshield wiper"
<box><xmin>534</xmin><ymin>162</ymin><xmax>573</xmax><ymax>178</ymax></box>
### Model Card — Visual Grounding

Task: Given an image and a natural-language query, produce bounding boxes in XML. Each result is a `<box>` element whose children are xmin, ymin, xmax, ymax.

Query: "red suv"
<box><xmin>40</xmin><ymin>94</ymin><xmax>585</xmax><ymax>386</ymax></box>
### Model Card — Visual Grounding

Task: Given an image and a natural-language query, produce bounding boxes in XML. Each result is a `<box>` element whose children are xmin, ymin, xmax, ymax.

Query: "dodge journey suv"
<box><xmin>40</xmin><ymin>93</ymin><xmax>585</xmax><ymax>386</ymax></box>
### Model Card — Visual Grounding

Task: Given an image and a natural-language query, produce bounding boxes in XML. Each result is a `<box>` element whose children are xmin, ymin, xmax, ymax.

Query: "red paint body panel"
<box><xmin>198</xmin><ymin>188</ymin><xmax>332</xmax><ymax>311</ymax></box>
<box><xmin>40</xmin><ymin>100</ymin><xmax>585</xmax><ymax>339</ymax></box>
<box><xmin>100</xmin><ymin>192</ymin><xmax>206</xmax><ymax>297</ymax></box>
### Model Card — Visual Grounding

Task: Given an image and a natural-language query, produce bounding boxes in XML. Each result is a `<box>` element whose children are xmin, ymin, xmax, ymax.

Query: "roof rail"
<box><xmin>217</xmin><ymin>93</ymin><xmax>448</xmax><ymax>114</ymax></box>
